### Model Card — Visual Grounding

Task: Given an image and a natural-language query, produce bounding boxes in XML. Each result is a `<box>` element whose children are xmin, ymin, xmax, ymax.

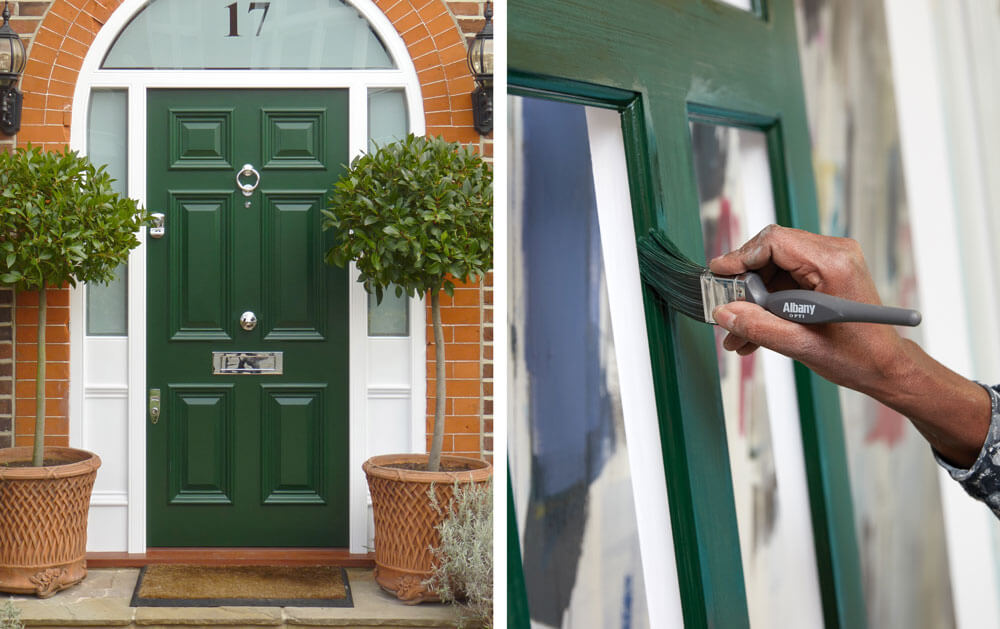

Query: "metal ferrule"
<box><xmin>700</xmin><ymin>272</ymin><xmax>747</xmax><ymax>323</ymax></box>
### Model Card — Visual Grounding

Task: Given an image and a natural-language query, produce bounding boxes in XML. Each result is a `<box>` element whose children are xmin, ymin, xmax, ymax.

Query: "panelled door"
<box><xmin>146</xmin><ymin>89</ymin><xmax>349</xmax><ymax>547</ymax></box>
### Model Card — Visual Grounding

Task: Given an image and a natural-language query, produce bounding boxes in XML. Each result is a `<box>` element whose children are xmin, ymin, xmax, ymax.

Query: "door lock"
<box><xmin>149</xmin><ymin>213</ymin><xmax>165</xmax><ymax>239</ymax></box>
<box><xmin>149</xmin><ymin>388</ymin><xmax>161</xmax><ymax>425</ymax></box>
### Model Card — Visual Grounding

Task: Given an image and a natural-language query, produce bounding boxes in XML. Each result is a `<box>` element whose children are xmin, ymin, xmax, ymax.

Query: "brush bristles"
<box><xmin>636</xmin><ymin>230</ymin><xmax>708</xmax><ymax>321</ymax></box>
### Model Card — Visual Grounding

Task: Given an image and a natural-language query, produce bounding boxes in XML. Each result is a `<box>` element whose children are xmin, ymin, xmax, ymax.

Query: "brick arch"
<box><xmin>17</xmin><ymin>0</ymin><xmax>478</xmax><ymax>150</ymax></box>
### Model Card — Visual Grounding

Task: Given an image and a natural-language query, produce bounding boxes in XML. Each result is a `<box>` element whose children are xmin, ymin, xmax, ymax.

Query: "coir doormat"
<box><xmin>130</xmin><ymin>564</ymin><xmax>353</xmax><ymax>607</ymax></box>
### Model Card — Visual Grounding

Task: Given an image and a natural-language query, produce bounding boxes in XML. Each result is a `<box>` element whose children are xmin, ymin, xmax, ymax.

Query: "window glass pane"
<box><xmin>510</xmin><ymin>95</ymin><xmax>651</xmax><ymax>628</ymax></box>
<box><xmin>690</xmin><ymin>121</ymin><xmax>823</xmax><ymax>626</ymax></box>
<box><xmin>87</xmin><ymin>266</ymin><xmax>128</xmax><ymax>336</ymax></box>
<box><xmin>88</xmin><ymin>90</ymin><xmax>127</xmax><ymax>195</ymax></box>
<box><xmin>102</xmin><ymin>0</ymin><xmax>395</xmax><ymax>70</ymax></box>
<box><xmin>368</xmin><ymin>88</ymin><xmax>408</xmax><ymax>152</ymax></box>
<box><xmin>86</xmin><ymin>90</ymin><xmax>128</xmax><ymax>336</ymax></box>
<box><xmin>716</xmin><ymin>0</ymin><xmax>754</xmax><ymax>10</ymax></box>
<box><xmin>368</xmin><ymin>289</ymin><xmax>408</xmax><ymax>336</ymax></box>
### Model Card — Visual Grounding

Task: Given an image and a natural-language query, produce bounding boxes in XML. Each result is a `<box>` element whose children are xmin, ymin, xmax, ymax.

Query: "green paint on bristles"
<box><xmin>636</xmin><ymin>229</ymin><xmax>708</xmax><ymax>321</ymax></box>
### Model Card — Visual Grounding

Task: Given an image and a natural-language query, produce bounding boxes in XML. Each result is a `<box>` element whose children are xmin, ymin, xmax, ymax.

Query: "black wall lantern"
<box><xmin>467</xmin><ymin>1</ymin><xmax>493</xmax><ymax>136</ymax></box>
<box><xmin>0</xmin><ymin>1</ymin><xmax>25</xmax><ymax>136</ymax></box>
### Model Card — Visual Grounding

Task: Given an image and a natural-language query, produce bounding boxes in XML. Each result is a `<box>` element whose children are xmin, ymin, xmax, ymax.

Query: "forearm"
<box><xmin>862</xmin><ymin>337</ymin><xmax>991</xmax><ymax>468</ymax></box>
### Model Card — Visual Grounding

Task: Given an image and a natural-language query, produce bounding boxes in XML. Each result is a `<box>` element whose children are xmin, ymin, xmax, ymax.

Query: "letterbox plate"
<box><xmin>212</xmin><ymin>351</ymin><xmax>283</xmax><ymax>375</ymax></box>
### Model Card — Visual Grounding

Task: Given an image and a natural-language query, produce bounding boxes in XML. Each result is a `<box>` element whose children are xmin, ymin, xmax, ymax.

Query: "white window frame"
<box><xmin>68</xmin><ymin>0</ymin><xmax>426</xmax><ymax>554</ymax></box>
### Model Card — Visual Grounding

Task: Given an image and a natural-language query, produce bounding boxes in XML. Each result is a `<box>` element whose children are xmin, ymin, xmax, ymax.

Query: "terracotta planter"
<box><xmin>363</xmin><ymin>453</ymin><xmax>492</xmax><ymax>603</ymax></box>
<box><xmin>0</xmin><ymin>447</ymin><xmax>101</xmax><ymax>598</ymax></box>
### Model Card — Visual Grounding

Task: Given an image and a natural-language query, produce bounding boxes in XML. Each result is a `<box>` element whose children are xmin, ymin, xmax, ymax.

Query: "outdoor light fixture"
<box><xmin>0</xmin><ymin>1</ymin><xmax>25</xmax><ymax>136</ymax></box>
<box><xmin>467</xmin><ymin>1</ymin><xmax>493</xmax><ymax>135</ymax></box>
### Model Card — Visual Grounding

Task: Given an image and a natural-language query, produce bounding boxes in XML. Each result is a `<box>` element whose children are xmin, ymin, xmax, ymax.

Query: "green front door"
<box><xmin>146</xmin><ymin>89</ymin><xmax>349</xmax><ymax>547</ymax></box>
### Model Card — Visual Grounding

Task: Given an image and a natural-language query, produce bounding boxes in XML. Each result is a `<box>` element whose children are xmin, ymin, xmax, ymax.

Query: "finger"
<box><xmin>736</xmin><ymin>343</ymin><xmax>759</xmax><ymax>356</ymax></box>
<box><xmin>708</xmin><ymin>224</ymin><xmax>781</xmax><ymax>275</ymax></box>
<box><xmin>713</xmin><ymin>301</ymin><xmax>813</xmax><ymax>360</ymax></box>
<box><xmin>708</xmin><ymin>224</ymin><xmax>830</xmax><ymax>292</ymax></box>
<box><xmin>722</xmin><ymin>332</ymin><xmax>751</xmax><ymax>353</ymax></box>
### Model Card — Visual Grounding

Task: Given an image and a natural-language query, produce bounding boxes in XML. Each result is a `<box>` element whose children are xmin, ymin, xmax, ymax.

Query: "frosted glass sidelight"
<box><xmin>368</xmin><ymin>88</ymin><xmax>407</xmax><ymax>152</ymax></box>
<box><xmin>102</xmin><ymin>0</ymin><xmax>395</xmax><ymax>70</ymax></box>
<box><xmin>86</xmin><ymin>90</ymin><xmax>129</xmax><ymax>336</ymax></box>
<box><xmin>368</xmin><ymin>290</ymin><xmax>408</xmax><ymax>337</ymax></box>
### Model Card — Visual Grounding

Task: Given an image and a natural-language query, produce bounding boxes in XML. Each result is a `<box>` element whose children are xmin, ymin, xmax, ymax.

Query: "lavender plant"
<box><xmin>425</xmin><ymin>481</ymin><xmax>493</xmax><ymax>628</ymax></box>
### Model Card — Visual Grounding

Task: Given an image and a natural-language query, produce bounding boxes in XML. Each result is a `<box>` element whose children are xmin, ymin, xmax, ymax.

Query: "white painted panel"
<box><xmin>367</xmin><ymin>337</ymin><xmax>412</xmax><ymax>385</ymax></box>
<box><xmin>84</xmin><ymin>396</ymin><xmax>129</xmax><ymax>495</ymax></box>
<box><xmin>586</xmin><ymin>106</ymin><xmax>684</xmax><ymax>629</ymax></box>
<box><xmin>84</xmin><ymin>337</ymin><xmax>128</xmax><ymax>386</ymax></box>
<box><xmin>366</xmin><ymin>396</ymin><xmax>411</xmax><ymax>456</ymax></box>
<box><xmin>86</xmin><ymin>504</ymin><xmax>128</xmax><ymax>552</ymax></box>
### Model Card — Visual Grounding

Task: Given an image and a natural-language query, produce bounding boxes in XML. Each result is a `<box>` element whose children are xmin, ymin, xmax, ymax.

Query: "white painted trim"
<box><xmin>368</xmin><ymin>386</ymin><xmax>412</xmax><ymax>399</ymax></box>
<box><xmin>883</xmin><ymin>1</ymin><xmax>1000</xmax><ymax>627</ymax></box>
<box><xmin>585</xmin><ymin>107</ymin><xmax>683</xmax><ymax>628</ymax></box>
<box><xmin>348</xmin><ymin>263</ymin><xmax>369</xmax><ymax>554</ymax></box>
<box><xmin>69</xmin><ymin>0</ymin><xmax>426</xmax><ymax>555</ymax></box>
<box><xmin>409</xmin><ymin>293</ymin><xmax>427</xmax><ymax>454</ymax></box>
<box><xmin>82</xmin><ymin>386</ymin><xmax>129</xmax><ymax>398</ymax></box>
<box><xmin>68</xmin><ymin>286</ymin><xmax>86</xmax><ymax>450</ymax></box>
<box><xmin>91</xmin><ymin>491</ymin><xmax>129</xmax><ymax>507</ymax></box>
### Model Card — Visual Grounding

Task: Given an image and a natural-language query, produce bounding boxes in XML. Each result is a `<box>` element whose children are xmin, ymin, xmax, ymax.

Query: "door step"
<box><xmin>10</xmin><ymin>568</ymin><xmax>462</xmax><ymax>628</ymax></box>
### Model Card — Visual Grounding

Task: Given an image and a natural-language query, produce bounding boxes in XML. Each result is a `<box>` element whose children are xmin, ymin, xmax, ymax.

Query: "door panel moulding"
<box><xmin>68</xmin><ymin>0</ymin><xmax>426</xmax><ymax>555</ymax></box>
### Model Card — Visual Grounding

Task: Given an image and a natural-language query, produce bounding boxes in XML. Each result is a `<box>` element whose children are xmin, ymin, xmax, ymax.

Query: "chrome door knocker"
<box><xmin>236</xmin><ymin>164</ymin><xmax>261</xmax><ymax>207</ymax></box>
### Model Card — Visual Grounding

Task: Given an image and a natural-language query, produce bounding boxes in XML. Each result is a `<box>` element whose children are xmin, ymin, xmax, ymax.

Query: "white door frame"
<box><xmin>68</xmin><ymin>0</ymin><xmax>426</xmax><ymax>554</ymax></box>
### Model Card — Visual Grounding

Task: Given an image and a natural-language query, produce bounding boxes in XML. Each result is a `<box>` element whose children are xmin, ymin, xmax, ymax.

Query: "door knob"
<box><xmin>240</xmin><ymin>311</ymin><xmax>257</xmax><ymax>331</ymax></box>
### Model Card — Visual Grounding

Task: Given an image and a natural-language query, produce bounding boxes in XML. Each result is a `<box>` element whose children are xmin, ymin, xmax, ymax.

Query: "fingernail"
<box><xmin>713</xmin><ymin>307</ymin><xmax>736</xmax><ymax>330</ymax></box>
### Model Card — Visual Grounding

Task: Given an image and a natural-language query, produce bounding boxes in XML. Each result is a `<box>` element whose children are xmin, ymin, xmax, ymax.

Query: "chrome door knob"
<box><xmin>240</xmin><ymin>311</ymin><xmax>257</xmax><ymax>331</ymax></box>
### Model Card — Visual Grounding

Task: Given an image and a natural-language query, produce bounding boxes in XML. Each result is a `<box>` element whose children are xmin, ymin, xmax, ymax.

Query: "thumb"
<box><xmin>713</xmin><ymin>301</ymin><xmax>813</xmax><ymax>359</ymax></box>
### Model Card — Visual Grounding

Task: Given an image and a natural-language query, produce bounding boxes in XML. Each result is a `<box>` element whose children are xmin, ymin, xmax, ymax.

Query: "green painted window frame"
<box><xmin>509</xmin><ymin>1</ymin><xmax>866</xmax><ymax>627</ymax></box>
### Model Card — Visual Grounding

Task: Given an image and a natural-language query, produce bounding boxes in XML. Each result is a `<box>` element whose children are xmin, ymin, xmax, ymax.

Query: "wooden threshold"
<box><xmin>86</xmin><ymin>548</ymin><xmax>375</xmax><ymax>568</ymax></box>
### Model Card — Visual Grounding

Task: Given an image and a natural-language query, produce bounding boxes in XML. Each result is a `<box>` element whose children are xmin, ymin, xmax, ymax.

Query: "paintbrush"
<box><xmin>637</xmin><ymin>229</ymin><xmax>921</xmax><ymax>326</ymax></box>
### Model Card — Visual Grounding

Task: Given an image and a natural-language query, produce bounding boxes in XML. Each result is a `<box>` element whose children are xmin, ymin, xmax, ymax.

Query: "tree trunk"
<box><xmin>428</xmin><ymin>291</ymin><xmax>446</xmax><ymax>472</ymax></box>
<box><xmin>32</xmin><ymin>283</ymin><xmax>47</xmax><ymax>467</ymax></box>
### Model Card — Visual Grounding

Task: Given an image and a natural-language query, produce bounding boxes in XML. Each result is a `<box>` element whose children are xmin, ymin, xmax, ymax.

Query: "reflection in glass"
<box><xmin>86</xmin><ymin>90</ymin><xmax>128</xmax><ymax>336</ymax></box>
<box><xmin>510</xmin><ymin>96</ymin><xmax>649</xmax><ymax>628</ymax></box>
<box><xmin>690</xmin><ymin>121</ymin><xmax>823</xmax><ymax>626</ymax></box>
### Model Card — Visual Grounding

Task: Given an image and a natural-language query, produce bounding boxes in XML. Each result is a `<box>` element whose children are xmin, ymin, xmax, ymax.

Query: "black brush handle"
<box><xmin>743</xmin><ymin>273</ymin><xmax>921</xmax><ymax>326</ymax></box>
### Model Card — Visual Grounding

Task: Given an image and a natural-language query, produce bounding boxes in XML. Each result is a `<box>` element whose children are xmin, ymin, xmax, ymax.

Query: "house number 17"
<box><xmin>226</xmin><ymin>1</ymin><xmax>271</xmax><ymax>37</ymax></box>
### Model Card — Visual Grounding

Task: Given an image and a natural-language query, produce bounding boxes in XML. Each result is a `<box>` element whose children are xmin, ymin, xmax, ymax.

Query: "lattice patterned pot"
<box><xmin>363</xmin><ymin>453</ymin><xmax>492</xmax><ymax>604</ymax></box>
<box><xmin>0</xmin><ymin>447</ymin><xmax>101</xmax><ymax>598</ymax></box>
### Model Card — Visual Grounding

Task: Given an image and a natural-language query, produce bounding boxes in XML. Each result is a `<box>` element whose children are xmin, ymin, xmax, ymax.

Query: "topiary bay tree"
<box><xmin>322</xmin><ymin>134</ymin><xmax>492</xmax><ymax>472</ymax></box>
<box><xmin>0</xmin><ymin>146</ymin><xmax>148</xmax><ymax>467</ymax></box>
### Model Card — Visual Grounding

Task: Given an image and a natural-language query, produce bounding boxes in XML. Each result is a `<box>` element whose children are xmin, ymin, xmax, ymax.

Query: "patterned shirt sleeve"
<box><xmin>934</xmin><ymin>383</ymin><xmax>1000</xmax><ymax>518</ymax></box>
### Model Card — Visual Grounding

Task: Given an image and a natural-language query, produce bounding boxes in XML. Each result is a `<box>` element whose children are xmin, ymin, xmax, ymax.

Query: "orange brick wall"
<box><xmin>0</xmin><ymin>287</ymin><xmax>12</xmax><ymax>449</ymax></box>
<box><xmin>1</xmin><ymin>0</ymin><xmax>494</xmax><ymax>461</ymax></box>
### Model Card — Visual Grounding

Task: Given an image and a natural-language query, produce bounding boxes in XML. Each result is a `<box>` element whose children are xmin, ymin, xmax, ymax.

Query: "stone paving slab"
<box><xmin>5</xmin><ymin>568</ymin><xmax>461</xmax><ymax>629</ymax></box>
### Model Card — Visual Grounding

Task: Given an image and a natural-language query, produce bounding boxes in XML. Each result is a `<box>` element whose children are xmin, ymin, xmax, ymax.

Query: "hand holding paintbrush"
<box><xmin>640</xmin><ymin>224</ymin><xmax>989</xmax><ymax>469</ymax></box>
